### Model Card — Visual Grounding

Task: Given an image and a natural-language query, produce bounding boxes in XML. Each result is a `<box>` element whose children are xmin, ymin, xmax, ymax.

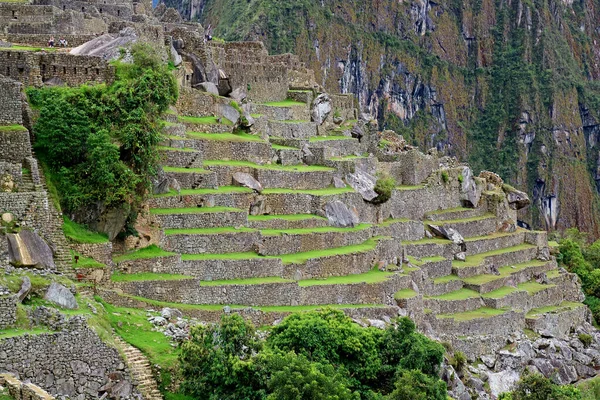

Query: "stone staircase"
<box><xmin>105</xmin><ymin>90</ymin><xmax>586</xmax><ymax>358</ymax></box>
<box><xmin>114</xmin><ymin>337</ymin><xmax>163</xmax><ymax>400</ymax></box>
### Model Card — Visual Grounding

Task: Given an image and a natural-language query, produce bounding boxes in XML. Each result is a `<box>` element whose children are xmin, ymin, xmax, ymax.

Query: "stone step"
<box><xmin>164</xmin><ymin>167</ymin><xmax>218</xmax><ymax>189</ymax></box>
<box><xmin>307</xmin><ymin>136</ymin><xmax>366</xmax><ymax>160</ymax></box>
<box><xmin>430</xmin><ymin>307</ymin><xmax>526</xmax><ymax>337</ymax></box>
<box><xmin>266</xmin><ymin>120</ymin><xmax>317</xmax><ymax>139</ymax></box>
<box><xmin>248</xmin><ymin>102</ymin><xmax>311</xmax><ymax>121</ymax></box>
<box><xmin>272</xmin><ymin>144</ymin><xmax>303</xmax><ymax>166</ymax></box>
<box><xmin>524</xmin><ymin>302</ymin><xmax>587</xmax><ymax>337</ymax></box>
<box><xmin>165</xmin><ymin>132</ymin><xmax>273</xmax><ymax>164</ymax></box>
<box><xmin>464</xmin><ymin>231</ymin><xmax>526</xmax><ymax>256</ymax></box>
<box><xmin>425</xmin><ymin>213</ymin><xmax>498</xmax><ymax>239</ymax></box>
<box><xmin>423</xmin><ymin>274</ymin><xmax>464</xmax><ymax>297</ymax></box>
<box><xmin>423</xmin><ymin>289</ymin><xmax>485</xmax><ymax>314</ymax></box>
<box><xmin>147</xmin><ymin>186</ymin><xmax>254</xmax><ymax>209</ymax></box>
<box><xmin>159</xmin><ymin>146</ymin><xmax>203</xmax><ymax>168</ymax></box>
<box><xmin>462</xmin><ymin>260</ymin><xmax>557</xmax><ymax>294</ymax></box>
<box><xmin>452</xmin><ymin>244</ymin><xmax>539</xmax><ymax>278</ymax></box>
<box><xmin>409</xmin><ymin>256</ymin><xmax>452</xmax><ymax>280</ymax></box>
<box><xmin>424</xmin><ymin>206</ymin><xmax>488</xmax><ymax>222</ymax></box>
<box><xmin>162</xmin><ymin>122</ymin><xmax>186</xmax><ymax>137</ymax></box>
<box><xmin>151</xmin><ymin>207</ymin><xmax>248</xmax><ymax>229</ymax></box>
<box><xmin>178</xmin><ymin>115</ymin><xmax>234</xmax><ymax>133</ymax></box>
<box><xmin>203</xmin><ymin>160</ymin><xmax>336</xmax><ymax>189</ymax></box>
<box><xmin>161</xmin><ymin>227</ymin><xmax>259</xmax><ymax>254</ymax></box>
<box><xmin>247</xmin><ymin>214</ymin><xmax>329</xmax><ymax>229</ymax></box>
<box><xmin>113</xmin><ymin>337</ymin><xmax>163</xmax><ymax>400</ymax></box>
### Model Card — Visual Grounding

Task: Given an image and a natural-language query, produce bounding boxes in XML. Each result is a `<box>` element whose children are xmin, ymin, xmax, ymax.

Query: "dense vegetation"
<box><xmin>179</xmin><ymin>309</ymin><xmax>446</xmax><ymax>399</ymax></box>
<box><xmin>28</xmin><ymin>44</ymin><xmax>177</xmax><ymax>226</ymax></box>
<box><xmin>499</xmin><ymin>372</ymin><xmax>600</xmax><ymax>400</ymax></box>
<box><xmin>556</xmin><ymin>229</ymin><xmax>600</xmax><ymax>323</ymax></box>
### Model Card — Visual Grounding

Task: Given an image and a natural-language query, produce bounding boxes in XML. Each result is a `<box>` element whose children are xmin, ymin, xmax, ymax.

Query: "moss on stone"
<box><xmin>113</xmin><ymin>245</ymin><xmax>176</xmax><ymax>263</ymax></box>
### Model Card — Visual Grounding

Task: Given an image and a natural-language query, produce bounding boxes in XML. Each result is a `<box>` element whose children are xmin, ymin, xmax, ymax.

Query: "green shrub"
<box><xmin>441</xmin><ymin>171</ymin><xmax>449</xmax><ymax>183</ymax></box>
<box><xmin>458</xmin><ymin>174</ymin><xmax>464</xmax><ymax>183</ymax></box>
<box><xmin>371</xmin><ymin>174</ymin><xmax>396</xmax><ymax>204</ymax></box>
<box><xmin>501</xmin><ymin>373</ymin><xmax>582</xmax><ymax>400</ymax></box>
<box><xmin>579</xmin><ymin>333</ymin><xmax>593</xmax><ymax>348</ymax></box>
<box><xmin>451</xmin><ymin>351</ymin><xmax>467</xmax><ymax>373</ymax></box>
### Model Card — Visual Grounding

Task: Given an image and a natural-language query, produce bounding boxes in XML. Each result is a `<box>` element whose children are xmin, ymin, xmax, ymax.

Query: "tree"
<box><xmin>388</xmin><ymin>369</ymin><xmax>447</xmax><ymax>400</ymax></box>
<box><xmin>500</xmin><ymin>373</ymin><xmax>582</xmax><ymax>400</ymax></box>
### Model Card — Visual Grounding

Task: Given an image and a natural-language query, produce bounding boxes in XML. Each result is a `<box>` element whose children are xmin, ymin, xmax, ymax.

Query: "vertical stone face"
<box><xmin>0</xmin><ymin>295</ymin><xmax>17</xmax><ymax>329</ymax></box>
<box><xmin>0</xmin><ymin>76</ymin><xmax>23</xmax><ymax>125</ymax></box>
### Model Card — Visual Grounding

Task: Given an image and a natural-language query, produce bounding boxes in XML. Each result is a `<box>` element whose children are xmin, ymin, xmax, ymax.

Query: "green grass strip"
<box><xmin>298</xmin><ymin>268</ymin><xmax>395</xmax><ymax>286</ymax></box>
<box><xmin>453</xmin><ymin>244</ymin><xmax>536</xmax><ymax>268</ymax></box>
<box><xmin>309</xmin><ymin>135</ymin><xmax>355</xmax><ymax>142</ymax></box>
<box><xmin>261</xmin><ymin>223</ymin><xmax>371</xmax><ymax>236</ymax></box>
<box><xmin>150</xmin><ymin>206</ymin><xmax>242</xmax><ymax>215</ymax></box>
<box><xmin>427</xmin><ymin>288</ymin><xmax>479</xmax><ymax>301</ymax></box>
<box><xmin>203</xmin><ymin>159</ymin><xmax>334</xmax><ymax>172</ymax></box>
<box><xmin>436</xmin><ymin>307</ymin><xmax>508</xmax><ymax>321</ymax></box>
<box><xmin>394</xmin><ymin>289</ymin><xmax>418</xmax><ymax>300</ymax></box>
<box><xmin>62</xmin><ymin>216</ymin><xmax>108</xmax><ymax>244</ymax></box>
<box><xmin>526</xmin><ymin>302</ymin><xmax>583</xmax><ymax>318</ymax></box>
<box><xmin>114</xmin><ymin>245</ymin><xmax>176</xmax><ymax>263</ymax></box>
<box><xmin>462</xmin><ymin>260</ymin><xmax>549</xmax><ymax>285</ymax></box>
<box><xmin>158</xmin><ymin>146</ymin><xmax>197</xmax><ymax>153</ymax></box>
<box><xmin>276</xmin><ymin>237</ymin><xmax>386</xmax><ymax>265</ymax></box>
<box><xmin>0</xmin><ymin>124</ymin><xmax>27</xmax><ymax>132</ymax></box>
<box><xmin>165</xmin><ymin>227</ymin><xmax>256</xmax><ymax>235</ymax></box>
<box><xmin>517</xmin><ymin>281</ymin><xmax>555</xmax><ymax>295</ymax></box>
<box><xmin>426</xmin><ymin>207</ymin><xmax>475</xmax><ymax>216</ymax></box>
<box><xmin>403</xmin><ymin>237</ymin><xmax>451</xmax><ymax>245</ymax></box>
<box><xmin>262</xmin><ymin>99</ymin><xmax>306</xmax><ymax>107</ymax></box>
<box><xmin>182</xmin><ymin>252</ymin><xmax>261</xmax><ymax>261</ymax></box>
<box><xmin>179</xmin><ymin>115</ymin><xmax>233</xmax><ymax>125</ymax></box>
<box><xmin>0</xmin><ymin>327</ymin><xmax>51</xmax><ymax>339</ymax></box>
<box><xmin>271</xmin><ymin>144</ymin><xmax>299</xmax><ymax>150</ymax></box>
<box><xmin>481</xmin><ymin>286</ymin><xmax>519</xmax><ymax>299</ymax></box>
<box><xmin>248</xmin><ymin>214</ymin><xmax>327</xmax><ymax>222</ymax></box>
<box><xmin>163</xmin><ymin>166</ymin><xmax>212</xmax><ymax>174</ymax></box>
<box><xmin>111</xmin><ymin>272</ymin><xmax>193</xmax><ymax>282</ymax></box>
<box><xmin>71</xmin><ymin>251</ymin><xmax>105</xmax><ymax>269</ymax></box>
<box><xmin>463</xmin><ymin>231</ymin><xmax>522</xmax><ymax>242</ymax></box>
<box><xmin>187</xmin><ymin>131</ymin><xmax>265</xmax><ymax>142</ymax></box>
<box><xmin>200</xmin><ymin>276</ymin><xmax>292</xmax><ymax>286</ymax></box>
<box><xmin>395</xmin><ymin>185</ymin><xmax>425</xmax><ymax>191</ymax></box>
<box><xmin>262</xmin><ymin>187</ymin><xmax>354</xmax><ymax>195</ymax></box>
<box><xmin>432</xmin><ymin>275</ymin><xmax>460</xmax><ymax>284</ymax></box>
<box><xmin>153</xmin><ymin>185</ymin><xmax>252</xmax><ymax>197</ymax></box>
<box><xmin>425</xmin><ymin>213</ymin><xmax>496</xmax><ymax>225</ymax></box>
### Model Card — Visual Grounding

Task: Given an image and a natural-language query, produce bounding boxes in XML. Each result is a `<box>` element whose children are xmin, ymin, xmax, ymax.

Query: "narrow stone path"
<box><xmin>114</xmin><ymin>337</ymin><xmax>163</xmax><ymax>400</ymax></box>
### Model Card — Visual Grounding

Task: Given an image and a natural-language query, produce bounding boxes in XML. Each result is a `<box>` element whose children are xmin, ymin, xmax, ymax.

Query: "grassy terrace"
<box><xmin>277</xmin><ymin>236</ymin><xmax>388</xmax><ymax>264</ymax></box>
<box><xmin>452</xmin><ymin>243</ymin><xmax>536</xmax><ymax>269</ymax></box>
<box><xmin>394</xmin><ymin>288</ymin><xmax>418</xmax><ymax>300</ymax></box>
<box><xmin>261</xmin><ymin>223</ymin><xmax>372</xmax><ymax>236</ymax></box>
<box><xmin>464</xmin><ymin>230</ymin><xmax>523</xmax><ymax>242</ymax></box>
<box><xmin>203</xmin><ymin>159</ymin><xmax>335</xmax><ymax>172</ymax></box>
<box><xmin>436</xmin><ymin>307</ymin><xmax>508</xmax><ymax>321</ymax></box>
<box><xmin>0</xmin><ymin>327</ymin><xmax>51</xmax><ymax>339</ymax></box>
<box><xmin>150</xmin><ymin>206</ymin><xmax>243</xmax><ymax>215</ymax></box>
<box><xmin>111</xmin><ymin>272</ymin><xmax>193</xmax><ymax>282</ymax></box>
<box><xmin>462</xmin><ymin>260</ymin><xmax>550</xmax><ymax>285</ymax></box>
<box><xmin>424</xmin><ymin>213</ymin><xmax>495</xmax><ymax>225</ymax></box>
<box><xmin>62</xmin><ymin>216</ymin><xmax>109</xmax><ymax>244</ymax></box>
<box><xmin>200</xmin><ymin>276</ymin><xmax>292</xmax><ymax>286</ymax></box>
<box><xmin>248</xmin><ymin>214</ymin><xmax>327</xmax><ymax>222</ymax></box>
<box><xmin>403</xmin><ymin>237</ymin><xmax>451</xmax><ymax>245</ymax></box>
<box><xmin>481</xmin><ymin>286</ymin><xmax>519</xmax><ymax>299</ymax></box>
<box><xmin>426</xmin><ymin>288</ymin><xmax>479</xmax><ymax>301</ymax></box>
<box><xmin>309</xmin><ymin>135</ymin><xmax>355</xmax><ymax>142</ymax></box>
<box><xmin>163</xmin><ymin>166</ymin><xmax>212</xmax><ymax>174</ymax></box>
<box><xmin>72</xmin><ymin>252</ymin><xmax>105</xmax><ymax>269</ymax></box>
<box><xmin>178</xmin><ymin>115</ymin><xmax>233</xmax><ymax>125</ymax></box>
<box><xmin>261</xmin><ymin>187</ymin><xmax>354</xmax><ymax>195</ymax></box>
<box><xmin>158</xmin><ymin>145</ymin><xmax>196</xmax><ymax>152</ymax></box>
<box><xmin>425</xmin><ymin>206</ymin><xmax>474</xmax><ymax>216</ymax></box>
<box><xmin>517</xmin><ymin>281</ymin><xmax>555</xmax><ymax>294</ymax></box>
<box><xmin>432</xmin><ymin>274</ymin><xmax>461</xmax><ymax>284</ymax></box>
<box><xmin>114</xmin><ymin>245</ymin><xmax>176</xmax><ymax>263</ymax></box>
<box><xmin>262</xmin><ymin>99</ymin><xmax>306</xmax><ymax>107</ymax></box>
<box><xmin>153</xmin><ymin>185</ymin><xmax>252</xmax><ymax>197</ymax></box>
<box><xmin>328</xmin><ymin>155</ymin><xmax>368</xmax><ymax>161</ymax></box>
<box><xmin>164</xmin><ymin>227</ymin><xmax>255</xmax><ymax>235</ymax></box>
<box><xmin>297</xmin><ymin>267</ymin><xmax>396</xmax><ymax>286</ymax></box>
<box><xmin>182</xmin><ymin>252</ymin><xmax>261</xmax><ymax>261</ymax></box>
<box><xmin>186</xmin><ymin>131</ymin><xmax>266</xmax><ymax>142</ymax></box>
<box><xmin>0</xmin><ymin>124</ymin><xmax>27</xmax><ymax>132</ymax></box>
<box><xmin>271</xmin><ymin>144</ymin><xmax>299</xmax><ymax>150</ymax></box>
<box><xmin>526</xmin><ymin>301</ymin><xmax>583</xmax><ymax>318</ymax></box>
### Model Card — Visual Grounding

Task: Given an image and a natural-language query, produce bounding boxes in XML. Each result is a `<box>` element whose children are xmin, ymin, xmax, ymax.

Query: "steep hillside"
<box><xmin>164</xmin><ymin>0</ymin><xmax>600</xmax><ymax>237</ymax></box>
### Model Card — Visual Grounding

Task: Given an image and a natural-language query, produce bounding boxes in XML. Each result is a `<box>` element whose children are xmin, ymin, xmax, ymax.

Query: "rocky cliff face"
<box><xmin>164</xmin><ymin>0</ymin><xmax>600</xmax><ymax>237</ymax></box>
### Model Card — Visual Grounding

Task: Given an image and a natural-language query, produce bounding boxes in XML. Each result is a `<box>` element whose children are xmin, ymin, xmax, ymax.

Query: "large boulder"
<box><xmin>346</xmin><ymin>170</ymin><xmax>377</xmax><ymax>201</ymax></box>
<box><xmin>218</xmin><ymin>103</ymin><xmax>240</xmax><ymax>125</ymax></box>
<box><xmin>486</xmin><ymin>370</ymin><xmax>520</xmax><ymax>398</ymax></box>
<box><xmin>233</xmin><ymin>172</ymin><xmax>263</xmax><ymax>193</ymax></box>
<box><xmin>7</xmin><ymin>230</ymin><xmax>55</xmax><ymax>269</ymax></box>
<box><xmin>311</xmin><ymin>93</ymin><xmax>332</xmax><ymax>125</ymax></box>
<box><xmin>70</xmin><ymin>27</ymin><xmax>138</xmax><ymax>61</ymax></box>
<box><xmin>459</xmin><ymin>166</ymin><xmax>482</xmax><ymax>207</ymax></box>
<box><xmin>44</xmin><ymin>282</ymin><xmax>78</xmax><ymax>309</ymax></box>
<box><xmin>503</xmin><ymin>184</ymin><xmax>531</xmax><ymax>210</ymax></box>
<box><xmin>196</xmin><ymin>82</ymin><xmax>219</xmax><ymax>96</ymax></box>
<box><xmin>16</xmin><ymin>276</ymin><xmax>31</xmax><ymax>303</ymax></box>
<box><xmin>428</xmin><ymin>224</ymin><xmax>466</xmax><ymax>252</ymax></box>
<box><xmin>325</xmin><ymin>201</ymin><xmax>359</xmax><ymax>228</ymax></box>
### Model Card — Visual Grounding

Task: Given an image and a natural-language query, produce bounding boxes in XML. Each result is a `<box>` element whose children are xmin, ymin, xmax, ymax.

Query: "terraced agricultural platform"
<box><xmin>104</xmin><ymin>90</ymin><xmax>586</xmax><ymax>358</ymax></box>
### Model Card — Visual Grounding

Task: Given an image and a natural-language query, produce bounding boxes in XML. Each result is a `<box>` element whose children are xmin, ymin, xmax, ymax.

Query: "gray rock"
<box><xmin>233</xmin><ymin>172</ymin><xmax>263</xmax><ymax>192</ymax></box>
<box><xmin>367</xmin><ymin>319</ymin><xmax>386</xmax><ymax>329</ymax></box>
<box><xmin>16</xmin><ymin>276</ymin><xmax>31</xmax><ymax>303</ymax></box>
<box><xmin>44</xmin><ymin>282</ymin><xmax>78</xmax><ymax>309</ymax></box>
<box><xmin>325</xmin><ymin>201</ymin><xmax>359</xmax><ymax>228</ymax></box>
<box><xmin>249</xmin><ymin>197</ymin><xmax>271</xmax><ymax>216</ymax></box>
<box><xmin>454</xmin><ymin>252</ymin><xmax>466</xmax><ymax>261</ymax></box>
<box><xmin>70</xmin><ymin>27</ymin><xmax>138</xmax><ymax>61</ymax></box>
<box><xmin>351</xmin><ymin>122</ymin><xmax>364</xmax><ymax>139</ymax></box>
<box><xmin>219</xmin><ymin>103</ymin><xmax>240</xmax><ymax>124</ymax></box>
<box><xmin>346</xmin><ymin>170</ymin><xmax>377</xmax><ymax>201</ymax></box>
<box><xmin>230</xmin><ymin>87</ymin><xmax>247</xmax><ymax>102</ymax></box>
<box><xmin>311</xmin><ymin>93</ymin><xmax>332</xmax><ymax>125</ymax></box>
<box><xmin>429</xmin><ymin>224</ymin><xmax>466</xmax><ymax>248</ymax></box>
<box><xmin>7</xmin><ymin>230</ymin><xmax>55</xmax><ymax>269</ymax></box>
<box><xmin>459</xmin><ymin>166</ymin><xmax>482</xmax><ymax>207</ymax></box>
<box><xmin>1</xmin><ymin>213</ymin><xmax>13</xmax><ymax>224</ymax></box>
<box><xmin>333</xmin><ymin>177</ymin><xmax>346</xmax><ymax>188</ymax></box>
<box><xmin>149</xmin><ymin>316</ymin><xmax>167</xmax><ymax>326</ymax></box>
<box><xmin>486</xmin><ymin>370</ymin><xmax>519</xmax><ymax>398</ymax></box>
<box><xmin>196</xmin><ymin>82</ymin><xmax>219</xmax><ymax>95</ymax></box>
<box><xmin>170</xmin><ymin>44</ymin><xmax>182</xmax><ymax>67</ymax></box>
<box><xmin>481</xmin><ymin>355</ymin><xmax>496</xmax><ymax>368</ymax></box>
<box><xmin>161</xmin><ymin>308</ymin><xmax>183</xmax><ymax>320</ymax></box>
<box><xmin>503</xmin><ymin>184</ymin><xmax>531</xmax><ymax>210</ymax></box>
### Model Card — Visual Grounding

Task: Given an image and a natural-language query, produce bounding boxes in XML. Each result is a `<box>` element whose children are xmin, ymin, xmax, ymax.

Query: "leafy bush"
<box><xmin>578</xmin><ymin>334</ymin><xmax>593</xmax><ymax>348</ymax></box>
<box><xmin>451</xmin><ymin>351</ymin><xmax>467</xmax><ymax>373</ymax></box>
<box><xmin>371</xmin><ymin>174</ymin><xmax>396</xmax><ymax>204</ymax></box>
<box><xmin>179</xmin><ymin>309</ymin><xmax>447</xmax><ymax>399</ymax></box>
<box><xmin>29</xmin><ymin>44</ymin><xmax>178</xmax><ymax>227</ymax></box>
<box><xmin>499</xmin><ymin>373</ymin><xmax>581</xmax><ymax>400</ymax></box>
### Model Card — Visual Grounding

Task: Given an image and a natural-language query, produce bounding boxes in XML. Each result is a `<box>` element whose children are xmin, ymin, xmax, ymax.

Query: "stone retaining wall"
<box><xmin>165</xmin><ymin>169</ymin><xmax>217</xmax><ymax>189</ymax></box>
<box><xmin>160</xmin><ymin>148</ymin><xmax>203</xmax><ymax>169</ymax></box>
<box><xmin>0</xmin><ymin>316</ymin><xmax>127</xmax><ymax>399</ymax></box>
<box><xmin>0</xmin><ymin>373</ymin><xmax>55</xmax><ymax>400</ymax></box>
<box><xmin>525</xmin><ymin>305</ymin><xmax>589</xmax><ymax>337</ymax></box>
<box><xmin>248</xmin><ymin>104</ymin><xmax>310</xmax><ymax>121</ymax></box>
<box><xmin>423</xmin><ymin>296</ymin><xmax>485</xmax><ymax>314</ymax></box>
<box><xmin>154</xmin><ymin>209</ymin><xmax>247</xmax><ymax>229</ymax></box>
<box><xmin>0</xmin><ymin>127</ymin><xmax>32</xmax><ymax>164</ymax></box>
<box><xmin>116</xmin><ymin>254</ymin><xmax>182</xmax><ymax>274</ymax></box>
<box><xmin>162</xmin><ymin>230</ymin><xmax>259</xmax><ymax>254</ymax></box>
<box><xmin>430</xmin><ymin>310</ymin><xmax>526</xmax><ymax>336</ymax></box>
<box><xmin>168</xmin><ymin>137</ymin><xmax>272</xmax><ymax>164</ymax></box>
<box><xmin>0</xmin><ymin>76</ymin><xmax>23</xmax><ymax>125</ymax></box>
<box><xmin>71</xmin><ymin>242</ymin><xmax>112</xmax><ymax>266</ymax></box>
<box><xmin>267</xmin><ymin>120</ymin><xmax>316</xmax><ymax>139</ymax></box>
<box><xmin>0</xmin><ymin>295</ymin><xmax>17</xmax><ymax>329</ymax></box>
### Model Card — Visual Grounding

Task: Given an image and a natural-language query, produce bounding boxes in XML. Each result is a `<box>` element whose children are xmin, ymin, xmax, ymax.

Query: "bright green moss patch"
<box><xmin>436</xmin><ymin>307</ymin><xmax>507</xmax><ymax>321</ymax></box>
<box><xmin>200</xmin><ymin>276</ymin><xmax>292</xmax><ymax>286</ymax></box>
<box><xmin>182</xmin><ymin>252</ymin><xmax>261</xmax><ymax>261</ymax></box>
<box><xmin>164</xmin><ymin>226</ymin><xmax>256</xmax><ymax>235</ymax></box>
<box><xmin>453</xmin><ymin>244</ymin><xmax>536</xmax><ymax>268</ymax></box>
<box><xmin>203</xmin><ymin>159</ymin><xmax>334</xmax><ymax>172</ymax></box>
<box><xmin>186</xmin><ymin>131</ymin><xmax>265</xmax><ymax>142</ymax></box>
<box><xmin>262</xmin><ymin>99</ymin><xmax>306</xmax><ymax>107</ymax></box>
<box><xmin>517</xmin><ymin>281</ymin><xmax>555</xmax><ymax>295</ymax></box>
<box><xmin>113</xmin><ymin>245</ymin><xmax>176</xmax><ymax>263</ymax></box>
<box><xmin>298</xmin><ymin>268</ymin><xmax>395</xmax><ymax>286</ymax></box>
<box><xmin>153</xmin><ymin>185</ymin><xmax>252</xmax><ymax>197</ymax></box>
<box><xmin>276</xmin><ymin>237</ymin><xmax>386</xmax><ymax>265</ymax></box>
<box><xmin>62</xmin><ymin>216</ymin><xmax>109</xmax><ymax>244</ymax></box>
<box><xmin>427</xmin><ymin>288</ymin><xmax>479</xmax><ymax>301</ymax></box>
<box><xmin>111</xmin><ymin>272</ymin><xmax>193</xmax><ymax>282</ymax></box>
<box><xmin>248</xmin><ymin>214</ymin><xmax>327</xmax><ymax>222</ymax></box>
<box><xmin>481</xmin><ymin>286</ymin><xmax>518</xmax><ymax>299</ymax></box>
<box><xmin>548</xmin><ymin>240</ymin><xmax>560</xmax><ymax>248</ymax></box>
<box><xmin>163</xmin><ymin>166</ymin><xmax>212</xmax><ymax>174</ymax></box>
<box><xmin>262</xmin><ymin>187</ymin><xmax>354</xmax><ymax>195</ymax></box>
<box><xmin>546</xmin><ymin>269</ymin><xmax>561</xmax><ymax>279</ymax></box>
<box><xmin>178</xmin><ymin>115</ymin><xmax>233</xmax><ymax>125</ymax></box>
<box><xmin>0</xmin><ymin>124</ymin><xmax>27</xmax><ymax>132</ymax></box>
<box><xmin>260</xmin><ymin>223</ymin><xmax>371</xmax><ymax>236</ymax></box>
<box><xmin>432</xmin><ymin>275</ymin><xmax>460</xmax><ymax>284</ymax></box>
<box><xmin>150</xmin><ymin>206</ymin><xmax>242</xmax><ymax>214</ymax></box>
<box><xmin>271</xmin><ymin>144</ymin><xmax>299</xmax><ymax>150</ymax></box>
<box><xmin>0</xmin><ymin>327</ymin><xmax>51</xmax><ymax>339</ymax></box>
<box><xmin>394</xmin><ymin>288</ymin><xmax>417</xmax><ymax>300</ymax></box>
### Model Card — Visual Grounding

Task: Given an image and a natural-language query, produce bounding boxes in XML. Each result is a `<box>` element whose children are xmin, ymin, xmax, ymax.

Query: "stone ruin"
<box><xmin>0</xmin><ymin>0</ymin><xmax>598</xmax><ymax>399</ymax></box>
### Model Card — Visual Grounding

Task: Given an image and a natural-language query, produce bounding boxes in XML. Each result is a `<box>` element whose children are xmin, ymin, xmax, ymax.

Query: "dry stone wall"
<box><xmin>0</xmin><ymin>295</ymin><xmax>17</xmax><ymax>329</ymax></box>
<box><xmin>0</xmin><ymin>76</ymin><xmax>23</xmax><ymax>125</ymax></box>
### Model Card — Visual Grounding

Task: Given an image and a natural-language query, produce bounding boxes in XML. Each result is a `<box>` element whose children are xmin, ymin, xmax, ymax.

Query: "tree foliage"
<box><xmin>499</xmin><ymin>373</ymin><xmax>581</xmax><ymax>400</ymax></box>
<box><xmin>179</xmin><ymin>309</ymin><xmax>447</xmax><ymax>399</ymax></box>
<box><xmin>28</xmin><ymin>44</ymin><xmax>178</xmax><ymax>222</ymax></box>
